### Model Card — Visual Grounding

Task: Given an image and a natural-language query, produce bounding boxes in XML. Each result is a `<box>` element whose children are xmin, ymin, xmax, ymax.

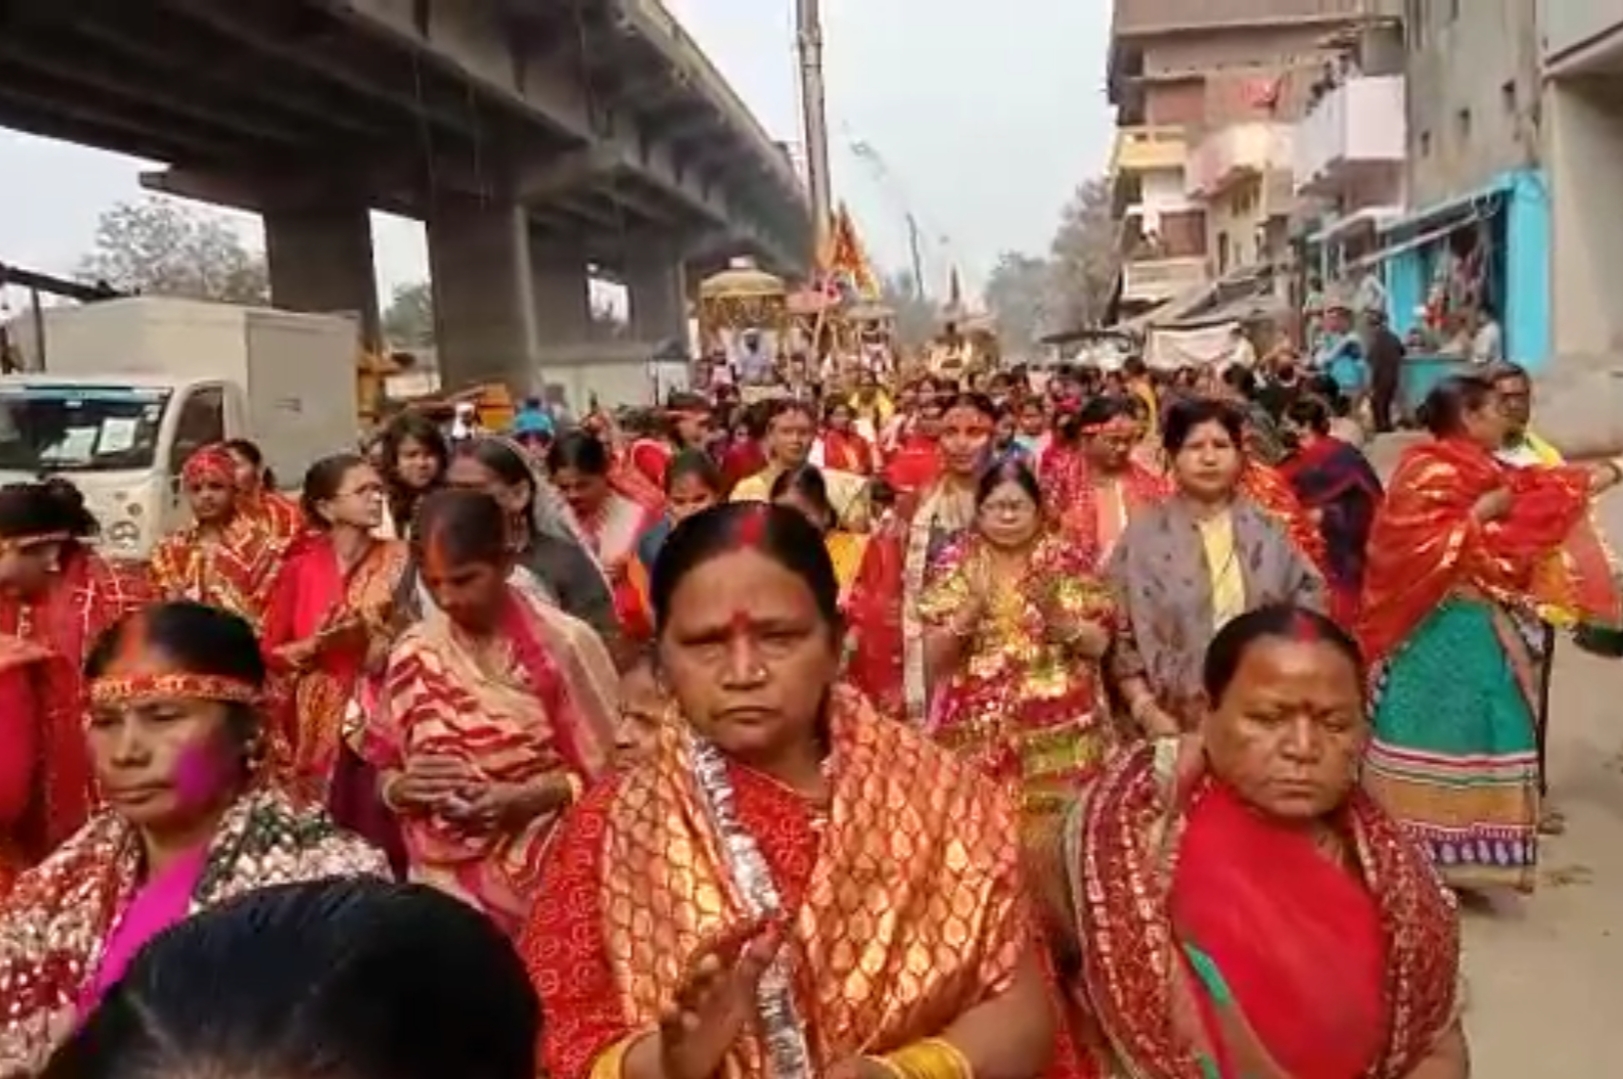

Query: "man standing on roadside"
<box><xmin>1365</xmin><ymin>308</ymin><xmax>1406</xmax><ymax>433</ymax></box>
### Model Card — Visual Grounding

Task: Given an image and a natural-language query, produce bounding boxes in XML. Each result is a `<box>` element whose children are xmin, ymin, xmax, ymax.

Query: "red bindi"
<box><xmin>728</xmin><ymin>608</ymin><xmax>752</xmax><ymax>637</ymax></box>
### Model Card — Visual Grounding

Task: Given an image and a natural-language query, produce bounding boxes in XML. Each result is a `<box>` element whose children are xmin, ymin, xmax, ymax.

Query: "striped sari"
<box><xmin>366</xmin><ymin>585</ymin><xmax>618</xmax><ymax>934</ymax></box>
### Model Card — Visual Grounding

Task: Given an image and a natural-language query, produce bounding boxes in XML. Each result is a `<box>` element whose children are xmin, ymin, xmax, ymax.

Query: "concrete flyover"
<box><xmin>0</xmin><ymin>0</ymin><xmax>814</xmax><ymax>402</ymax></box>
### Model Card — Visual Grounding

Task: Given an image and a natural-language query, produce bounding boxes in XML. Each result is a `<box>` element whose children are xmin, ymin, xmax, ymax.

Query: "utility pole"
<box><xmin>905</xmin><ymin>213</ymin><xmax>926</xmax><ymax>299</ymax></box>
<box><xmin>796</xmin><ymin>0</ymin><xmax>833</xmax><ymax>247</ymax></box>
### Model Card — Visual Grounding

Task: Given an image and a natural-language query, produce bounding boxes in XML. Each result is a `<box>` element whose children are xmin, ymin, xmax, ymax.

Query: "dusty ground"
<box><xmin>1365</xmin><ymin>433</ymin><xmax>1623</xmax><ymax>1074</ymax></box>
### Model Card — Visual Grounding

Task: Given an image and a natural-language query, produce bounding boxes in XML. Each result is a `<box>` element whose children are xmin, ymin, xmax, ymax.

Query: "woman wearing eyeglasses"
<box><xmin>917</xmin><ymin>458</ymin><xmax>1118</xmax><ymax>843</ymax></box>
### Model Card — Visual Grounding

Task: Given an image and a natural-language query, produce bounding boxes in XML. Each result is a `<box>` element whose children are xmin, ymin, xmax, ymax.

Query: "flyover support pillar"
<box><xmin>626</xmin><ymin>238</ymin><xmax>689</xmax><ymax>345</ymax></box>
<box><xmin>428</xmin><ymin>197</ymin><xmax>540</xmax><ymax>393</ymax></box>
<box><xmin>263</xmin><ymin>200</ymin><xmax>380</xmax><ymax>346</ymax></box>
<box><xmin>530</xmin><ymin>237</ymin><xmax>592</xmax><ymax>346</ymax></box>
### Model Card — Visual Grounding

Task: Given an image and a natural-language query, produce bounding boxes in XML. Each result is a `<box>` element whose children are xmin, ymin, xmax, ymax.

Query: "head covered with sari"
<box><xmin>521</xmin><ymin>503</ymin><xmax>1067</xmax><ymax>1079</ymax></box>
<box><xmin>1069</xmin><ymin>605</ymin><xmax>1461</xmax><ymax>1079</ymax></box>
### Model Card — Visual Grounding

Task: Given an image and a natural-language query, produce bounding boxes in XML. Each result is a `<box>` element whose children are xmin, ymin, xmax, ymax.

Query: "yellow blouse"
<box><xmin>1198</xmin><ymin>511</ymin><xmax>1246</xmax><ymax>630</ymax></box>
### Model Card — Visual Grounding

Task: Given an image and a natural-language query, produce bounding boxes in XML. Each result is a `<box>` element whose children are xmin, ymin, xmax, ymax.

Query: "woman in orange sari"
<box><xmin>0</xmin><ymin>481</ymin><xmax>147</xmax><ymax>863</ymax></box>
<box><xmin>365</xmin><ymin>489</ymin><xmax>618</xmax><ymax>937</ymax></box>
<box><xmin>919</xmin><ymin>460</ymin><xmax>1116</xmax><ymax>839</ymax></box>
<box><xmin>148</xmin><ymin>444</ymin><xmax>282</xmax><ymax>630</ymax></box>
<box><xmin>224</xmin><ymin>438</ymin><xmax>305</xmax><ymax>545</ymax></box>
<box><xmin>260</xmin><ymin>453</ymin><xmax>410</xmax><ymax>799</ymax></box>
<box><xmin>521</xmin><ymin>503</ymin><xmax>1075</xmax><ymax>1079</ymax></box>
<box><xmin>548</xmin><ymin>430</ymin><xmax>664</xmax><ymax>641</ymax></box>
<box><xmin>1053</xmin><ymin>605</ymin><xmax>1466</xmax><ymax>1078</ymax></box>
<box><xmin>1361</xmin><ymin>375</ymin><xmax>1623</xmax><ymax>893</ymax></box>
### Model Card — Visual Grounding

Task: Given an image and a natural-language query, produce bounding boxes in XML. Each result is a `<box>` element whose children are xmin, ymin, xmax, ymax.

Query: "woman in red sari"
<box><xmin>364</xmin><ymin>489</ymin><xmax>619</xmax><ymax>937</ymax></box>
<box><xmin>547</xmin><ymin>430</ymin><xmax>664</xmax><ymax>641</ymax></box>
<box><xmin>521</xmin><ymin>503</ymin><xmax>1078</xmax><ymax>1079</ymax></box>
<box><xmin>819</xmin><ymin>399</ymin><xmax>874</xmax><ymax>474</ymax></box>
<box><xmin>0</xmin><ymin>481</ymin><xmax>147</xmax><ymax>862</ymax></box>
<box><xmin>1278</xmin><ymin>396</ymin><xmax>1383</xmax><ymax>625</ymax></box>
<box><xmin>0</xmin><ymin>637</ymin><xmax>69</xmax><ymax>895</ymax></box>
<box><xmin>261</xmin><ymin>453</ymin><xmax>410</xmax><ymax>799</ymax></box>
<box><xmin>919</xmin><ymin>460</ymin><xmax>1117</xmax><ymax>837</ymax></box>
<box><xmin>149</xmin><ymin>444</ymin><xmax>282</xmax><ymax>630</ymax></box>
<box><xmin>1052</xmin><ymin>605</ymin><xmax>1466</xmax><ymax>1079</ymax></box>
<box><xmin>224</xmin><ymin>438</ymin><xmax>304</xmax><ymax>545</ymax></box>
<box><xmin>1039</xmin><ymin>397</ymin><xmax>1170</xmax><ymax>567</ymax></box>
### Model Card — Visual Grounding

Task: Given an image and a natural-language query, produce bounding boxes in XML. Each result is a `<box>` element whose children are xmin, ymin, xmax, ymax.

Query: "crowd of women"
<box><xmin>0</xmin><ymin>353</ymin><xmax>1618</xmax><ymax>1078</ymax></box>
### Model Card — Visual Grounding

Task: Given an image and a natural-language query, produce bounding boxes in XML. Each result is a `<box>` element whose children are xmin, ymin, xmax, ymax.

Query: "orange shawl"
<box><xmin>1360</xmin><ymin>438</ymin><xmax>1616</xmax><ymax>662</ymax></box>
<box><xmin>147</xmin><ymin>514</ymin><xmax>281</xmax><ymax>630</ymax></box>
<box><xmin>599</xmin><ymin>687</ymin><xmax>1029</xmax><ymax>1072</ymax></box>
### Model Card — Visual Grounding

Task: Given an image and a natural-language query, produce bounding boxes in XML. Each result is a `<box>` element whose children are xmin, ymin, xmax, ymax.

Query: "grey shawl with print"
<box><xmin>1105</xmin><ymin>495</ymin><xmax>1327</xmax><ymax>728</ymax></box>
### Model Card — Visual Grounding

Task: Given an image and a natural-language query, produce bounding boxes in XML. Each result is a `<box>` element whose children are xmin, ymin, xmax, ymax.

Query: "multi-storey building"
<box><xmin>1364</xmin><ymin>0</ymin><xmax>1551</xmax><ymax>370</ymax></box>
<box><xmin>1106</xmin><ymin>0</ymin><xmax>1367</xmax><ymax>319</ymax></box>
<box><xmin>1542</xmin><ymin>1</ymin><xmax>1623</xmax><ymax>450</ymax></box>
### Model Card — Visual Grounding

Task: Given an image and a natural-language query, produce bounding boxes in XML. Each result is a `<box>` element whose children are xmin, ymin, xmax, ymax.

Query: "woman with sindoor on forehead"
<box><xmin>521</xmin><ymin>502</ymin><xmax>1084</xmax><ymax>1079</ymax></box>
<box><xmin>1105</xmin><ymin>396</ymin><xmax>1326</xmax><ymax>739</ymax></box>
<box><xmin>147</xmin><ymin>444</ymin><xmax>281</xmax><ymax>632</ymax></box>
<box><xmin>0</xmin><ymin>602</ymin><xmax>387</xmax><ymax>1075</ymax></box>
<box><xmin>362</xmin><ymin>488</ymin><xmax>618</xmax><ymax>938</ymax></box>
<box><xmin>1047</xmin><ymin>605</ymin><xmax>1466</xmax><ymax>1079</ymax></box>
<box><xmin>918</xmin><ymin>458</ymin><xmax>1116</xmax><ymax>841</ymax></box>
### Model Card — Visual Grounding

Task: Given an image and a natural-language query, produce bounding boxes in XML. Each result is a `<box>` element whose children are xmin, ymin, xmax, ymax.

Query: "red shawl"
<box><xmin>0</xmin><ymin>549</ymin><xmax>147</xmax><ymax>854</ymax></box>
<box><xmin>1359</xmin><ymin>437</ymin><xmax>1614</xmax><ymax>662</ymax></box>
<box><xmin>1078</xmin><ymin>748</ymin><xmax>1459</xmax><ymax>1079</ymax></box>
<box><xmin>823</xmin><ymin>429</ymin><xmax>875</xmax><ymax>475</ymax></box>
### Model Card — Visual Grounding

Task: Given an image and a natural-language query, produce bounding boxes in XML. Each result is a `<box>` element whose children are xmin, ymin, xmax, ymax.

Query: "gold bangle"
<box><xmin>878</xmin><ymin>1037</ymin><xmax>974</xmax><ymax>1079</ymax></box>
<box><xmin>564</xmin><ymin>772</ymin><xmax>585</xmax><ymax>804</ymax></box>
<box><xmin>587</xmin><ymin>1033</ymin><xmax>640</xmax><ymax>1079</ymax></box>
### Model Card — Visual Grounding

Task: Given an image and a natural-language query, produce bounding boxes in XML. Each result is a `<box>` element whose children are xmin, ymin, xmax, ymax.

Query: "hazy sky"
<box><xmin>0</xmin><ymin>0</ymin><xmax>1110</xmax><ymax>307</ymax></box>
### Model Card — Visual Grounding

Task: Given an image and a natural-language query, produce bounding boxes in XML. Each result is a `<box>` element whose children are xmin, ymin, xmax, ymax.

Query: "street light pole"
<box><xmin>796</xmin><ymin>0</ymin><xmax>833</xmax><ymax>247</ymax></box>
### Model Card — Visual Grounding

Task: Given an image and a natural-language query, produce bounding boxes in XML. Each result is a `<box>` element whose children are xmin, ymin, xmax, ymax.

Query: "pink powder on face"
<box><xmin>172</xmin><ymin>740</ymin><xmax>232</xmax><ymax>811</ymax></box>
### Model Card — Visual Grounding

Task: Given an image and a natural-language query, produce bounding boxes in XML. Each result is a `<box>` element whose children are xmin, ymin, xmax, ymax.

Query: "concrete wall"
<box><xmin>1544</xmin><ymin>0</ymin><xmax>1623</xmax><ymax>65</ymax></box>
<box><xmin>1542</xmin><ymin>78</ymin><xmax>1623</xmax><ymax>455</ymax></box>
<box><xmin>1404</xmin><ymin>0</ymin><xmax>1541</xmax><ymax>209</ymax></box>
<box><xmin>1142</xmin><ymin>25</ymin><xmax>1330</xmax><ymax>75</ymax></box>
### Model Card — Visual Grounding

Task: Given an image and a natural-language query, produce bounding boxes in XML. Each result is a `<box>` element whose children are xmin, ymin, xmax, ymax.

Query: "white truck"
<box><xmin>0</xmin><ymin>297</ymin><xmax>360</xmax><ymax>560</ymax></box>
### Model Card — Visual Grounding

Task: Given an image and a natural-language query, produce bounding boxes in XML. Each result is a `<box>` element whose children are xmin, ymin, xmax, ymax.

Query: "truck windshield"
<box><xmin>0</xmin><ymin>386</ymin><xmax>170</xmax><ymax>472</ymax></box>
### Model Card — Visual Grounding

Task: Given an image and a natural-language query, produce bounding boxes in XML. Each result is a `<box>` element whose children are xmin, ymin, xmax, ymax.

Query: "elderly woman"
<box><xmin>1054</xmin><ymin>605</ymin><xmax>1467</xmax><ymax>1078</ymax></box>
<box><xmin>0</xmin><ymin>602</ymin><xmax>387</xmax><ymax>1073</ymax></box>
<box><xmin>919</xmin><ymin>459</ymin><xmax>1116</xmax><ymax>837</ymax></box>
<box><xmin>1107</xmin><ymin>397</ymin><xmax>1326</xmax><ymax>737</ymax></box>
<box><xmin>520</xmin><ymin>503</ymin><xmax>1081</xmax><ymax>1079</ymax></box>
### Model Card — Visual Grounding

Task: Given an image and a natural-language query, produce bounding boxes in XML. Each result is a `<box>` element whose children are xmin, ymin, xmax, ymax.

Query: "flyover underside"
<box><xmin>0</xmin><ymin>0</ymin><xmax>811</xmax><ymax>272</ymax></box>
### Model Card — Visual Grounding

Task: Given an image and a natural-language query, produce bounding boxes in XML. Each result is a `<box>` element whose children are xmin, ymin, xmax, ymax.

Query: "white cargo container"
<box><xmin>0</xmin><ymin>297</ymin><xmax>360</xmax><ymax>560</ymax></box>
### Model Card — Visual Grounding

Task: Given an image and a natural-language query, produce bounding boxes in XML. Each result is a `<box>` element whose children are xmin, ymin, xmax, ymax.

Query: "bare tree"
<box><xmin>983</xmin><ymin>252</ymin><xmax>1059</xmax><ymax>355</ymax></box>
<box><xmin>381</xmin><ymin>280</ymin><xmax>434</xmax><ymax>347</ymax></box>
<box><xmin>76</xmin><ymin>198</ymin><xmax>269</xmax><ymax>304</ymax></box>
<box><xmin>1047</xmin><ymin>177</ymin><xmax>1120</xmax><ymax>330</ymax></box>
<box><xmin>879</xmin><ymin>271</ymin><xmax>938</xmax><ymax>347</ymax></box>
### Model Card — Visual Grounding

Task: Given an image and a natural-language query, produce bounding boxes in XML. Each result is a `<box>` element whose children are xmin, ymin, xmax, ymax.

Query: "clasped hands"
<box><xmin>386</xmin><ymin>756</ymin><xmax>573</xmax><ymax>831</ymax></box>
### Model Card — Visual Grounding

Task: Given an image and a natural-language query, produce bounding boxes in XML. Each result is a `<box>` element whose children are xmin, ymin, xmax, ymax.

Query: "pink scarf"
<box><xmin>77</xmin><ymin>844</ymin><xmax>208</xmax><ymax>1016</ymax></box>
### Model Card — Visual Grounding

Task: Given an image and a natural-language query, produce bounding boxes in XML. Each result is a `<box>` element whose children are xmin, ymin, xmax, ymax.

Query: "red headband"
<box><xmin>182</xmin><ymin>444</ymin><xmax>237</xmax><ymax>487</ymax></box>
<box><xmin>1080</xmin><ymin>416</ymin><xmax>1139</xmax><ymax>436</ymax></box>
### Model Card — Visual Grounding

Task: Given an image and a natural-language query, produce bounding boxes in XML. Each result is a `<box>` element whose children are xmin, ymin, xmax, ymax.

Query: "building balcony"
<box><xmin>1111</xmin><ymin>125</ymin><xmax>1186</xmax><ymax>174</ymax></box>
<box><xmin>1113</xmin><ymin>0</ymin><xmax>1362</xmax><ymax>38</ymax></box>
<box><xmin>1121</xmin><ymin>255</ymin><xmax>1209</xmax><ymax>305</ymax></box>
<box><xmin>1293</xmin><ymin>75</ymin><xmax>1405</xmax><ymax>195</ymax></box>
<box><xmin>1186</xmin><ymin>123</ymin><xmax>1292</xmax><ymax>199</ymax></box>
<box><xmin>1545</xmin><ymin>0</ymin><xmax>1623</xmax><ymax>75</ymax></box>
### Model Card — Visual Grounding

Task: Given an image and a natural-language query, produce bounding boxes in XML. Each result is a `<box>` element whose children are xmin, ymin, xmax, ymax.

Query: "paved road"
<box><xmin>1365</xmin><ymin>433</ymin><xmax>1623</xmax><ymax>1075</ymax></box>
